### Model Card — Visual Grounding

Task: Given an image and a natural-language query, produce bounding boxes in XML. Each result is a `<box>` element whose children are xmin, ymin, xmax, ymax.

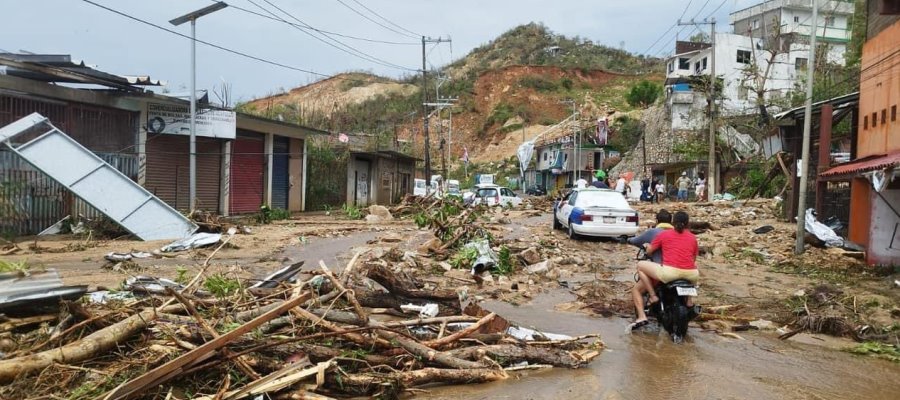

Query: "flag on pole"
<box><xmin>462</xmin><ymin>147</ymin><xmax>469</xmax><ymax>164</ymax></box>
<box><xmin>596</xmin><ymin>118</ymin><xmax>608</xmax><ymax>146</ymax></box>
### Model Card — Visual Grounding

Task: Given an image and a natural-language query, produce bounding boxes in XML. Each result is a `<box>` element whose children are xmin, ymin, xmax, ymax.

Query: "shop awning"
<box><xmin>819</xmin><ymin>151</ymin><xmax>900</xmax><ymax>181</ymax></box>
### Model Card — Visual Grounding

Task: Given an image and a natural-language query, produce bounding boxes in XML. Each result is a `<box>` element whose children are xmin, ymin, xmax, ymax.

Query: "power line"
<box><xmin>333</xmin><ymin>0</ymin><xmax>420</xmax><ymax>39</ymax></box>
<box><xmin>247</xmin><ymin>0</ymin><xmax>416</xmax><ymax>72</ymax></box>
<box><xmin>79</xmin><ymin>0</ymin><xmax>330</xmax><ymax>78</ymax></box>
<box><xmin>692</xmin><ymin>0</ymin><xmax>713</xmax><ymax>19</ymax></box>
<box><xmin>643</xmin><ymin>0</ymin><xmax>698</xmax><ymax>55</ymax></box>
<box><xmin>348</xmin><ymin>0</ymin><xmax>422</xmax><ymax>38</ymax></box>
<box><xmin>218</xmin><ymin>0</ymin><xmax>418</xmax><ymax>45</ymax></box>
<box><xmin>706</xmin><ymin>0</ymin><xmax>729</xmax><ymax>18</ymax></box>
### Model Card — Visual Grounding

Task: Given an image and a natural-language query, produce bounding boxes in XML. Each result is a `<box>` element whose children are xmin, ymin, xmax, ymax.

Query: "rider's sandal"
<box><xmin>630</xmin><ymin>320</ymin><xmax>650</xmax><ymax>330</ymax></box>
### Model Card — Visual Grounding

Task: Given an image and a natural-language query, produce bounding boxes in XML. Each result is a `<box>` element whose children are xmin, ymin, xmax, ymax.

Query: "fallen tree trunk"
<box><xmin>446</xmin><ymin>344</ymin><xmax>591</xmax><ymax>368</ymax></box>
<box><xmin>365</xmin><ymin>264</ymin><xmax>461</xmax><ymax>314</ymax></box>
<box><xmin>0</xmin><ymin>308</ymin><xmax>157</xmax><ymax>383</ymax></box>
<box><xmin>324</xmin><ymin>367</ymin><xmax>507</xmax><ymax>396</ymax></box>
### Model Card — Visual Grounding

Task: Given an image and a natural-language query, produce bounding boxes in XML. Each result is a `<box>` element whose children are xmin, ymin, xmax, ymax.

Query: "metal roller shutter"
<box><xmin>230</xmin><ymin>131</ymin><xmax>265</xmax><ymax>214</ymax></box>
<box><xmin>145</xmin><ymin>134</ymin><xmax>221</xmax><ymax>211</ymax></box>
<box><xmin>271</xmin><ymin>136</ymin><xmax>290</xmax><ymax>209</ymax></box>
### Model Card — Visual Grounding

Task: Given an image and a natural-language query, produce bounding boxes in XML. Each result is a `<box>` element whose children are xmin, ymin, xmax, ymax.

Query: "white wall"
<box><xmin>665</xmin><ymin>33</ymin><xmax>798</xmax><ymax>118</ymax></box>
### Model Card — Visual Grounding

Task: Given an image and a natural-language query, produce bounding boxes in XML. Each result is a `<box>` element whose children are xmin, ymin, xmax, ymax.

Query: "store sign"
<box><xmin>147</xmin><ymin>102</ymin><xmax>236</xmax><ymax>139</ymax></box>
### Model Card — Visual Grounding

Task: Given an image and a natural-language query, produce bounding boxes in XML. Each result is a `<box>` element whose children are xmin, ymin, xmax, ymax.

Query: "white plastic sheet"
<box><xmin>804</xmin><ymin>208</ymin><xmax>844</xmax><ymax>247</ymax></box>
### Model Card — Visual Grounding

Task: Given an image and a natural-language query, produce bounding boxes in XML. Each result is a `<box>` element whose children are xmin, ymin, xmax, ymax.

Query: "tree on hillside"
<box><xmin>626</xmin><ymin>80</ymin><xmax>661</xmax><ymax>108</ymax></box>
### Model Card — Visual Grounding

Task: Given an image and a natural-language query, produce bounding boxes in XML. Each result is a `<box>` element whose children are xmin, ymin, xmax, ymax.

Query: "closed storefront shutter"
<box><xmin>230</xmin><ymin>131</ymin><xmax>265</xmax><ymax>214</ymax></box>
<box><xmin>271</xmin><ymin>136</ymin><xmax>290</xmax><ymax>209</ymax></box>
<box><xmin>145</xmin><ymin>134</ymin><xmax>221</xmax><ymax>211</ymax></box>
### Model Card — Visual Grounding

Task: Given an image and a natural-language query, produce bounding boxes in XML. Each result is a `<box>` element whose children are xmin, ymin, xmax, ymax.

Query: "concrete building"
<box><xmin>347</xmin><ymin>150</ymin><xmax>417</xmax><ymax>207</ymax></box>
<box><xmin>528</xmin><ymin>122</ymin><xmax>605</xmax><ymax>193</ymax></box>
<box><xmin>665</xmin><ymin>33</ymin><xmax>801</xmax><ymax>122</ymax></box>
<box><xmin>730</xmin><ymin>0</ymin><xmax>855</xmax><ymax>65</ymax></box>
<box><xmin>0</xmin><ymin>53</ymin><xmax>325</xmax><ymax>235</ymax></box>
<box><xmin>820</xmin><ymin>2</ymin><xmax>900</xmax><ymax>266</ymax></box>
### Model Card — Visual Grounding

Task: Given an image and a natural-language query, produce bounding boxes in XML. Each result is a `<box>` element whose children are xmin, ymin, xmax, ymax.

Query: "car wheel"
<box><xmin>567</xmin><ymin>222</ymin><xmax>578</xmax><ymax>240</ymax></box>
<box><xmin>553</xmin><ymin>214</ymin><xmax>562</xmax><ymax>230</ymax></box>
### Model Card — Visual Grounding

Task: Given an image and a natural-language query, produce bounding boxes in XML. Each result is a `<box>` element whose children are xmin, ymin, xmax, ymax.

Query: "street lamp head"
<box><xmin>169</xmin><ymin>2</ymin><xmax>228</xmax><ymax>26</ymax></box>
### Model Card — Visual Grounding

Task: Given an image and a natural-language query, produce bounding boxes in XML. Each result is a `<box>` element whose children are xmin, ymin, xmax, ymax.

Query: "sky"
<box><xmin>3</xmin><ymin>0</ymin><xmax>760</xmax><ymax>102</ymax></box>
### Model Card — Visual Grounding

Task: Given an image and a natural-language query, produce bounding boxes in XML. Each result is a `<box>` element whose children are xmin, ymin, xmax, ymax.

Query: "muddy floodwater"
<box><xmin>419</xmin><ymin>291</ymin><xmax>900</xmax><ymax>400</ymax></box>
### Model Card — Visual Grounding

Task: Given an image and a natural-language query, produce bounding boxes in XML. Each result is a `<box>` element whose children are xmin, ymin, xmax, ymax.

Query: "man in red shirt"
<box><xmin>630</xmin><ymin>211</ymin><xmax>699</xmax><ymax>327</ymax></box>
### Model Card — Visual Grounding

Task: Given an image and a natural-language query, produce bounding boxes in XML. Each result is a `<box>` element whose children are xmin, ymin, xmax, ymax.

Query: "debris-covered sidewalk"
<box><xmin>0</xmin><ymin>196</ymin><xmax>603</xmax><ymax>399</ymax></box>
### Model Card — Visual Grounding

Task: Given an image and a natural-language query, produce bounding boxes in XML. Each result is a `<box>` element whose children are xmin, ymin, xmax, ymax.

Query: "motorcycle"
<box><xmin>633</xmin><ymin>246</ymin><xmax>701</xmax><ymax>343</ymax></box>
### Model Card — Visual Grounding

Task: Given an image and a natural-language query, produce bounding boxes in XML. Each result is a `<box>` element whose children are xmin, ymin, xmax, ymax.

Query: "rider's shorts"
<box><xmin>656</xmin><ymin>265</ymin><xmax>699</xmax><ymax>283</ymax></box>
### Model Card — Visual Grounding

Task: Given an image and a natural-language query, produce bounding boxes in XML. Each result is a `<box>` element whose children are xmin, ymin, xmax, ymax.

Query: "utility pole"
<box><xmin>421</xmin><ymin>36</ymin><xmax>451</xmax><ymax>185</ymax></box>
<box><xmin>795</xmin><ymin>0</ymin><xmax>819</xmax><ymax>255</ymax></box>
<box><xmin>678</xmin><ymin>17</ymin><xmax>717</xmax><ymax>199</ymax></box>
<box><xmin>559</xmin><ymin>99</ymin><xmax>578</xmax><ymax>183</ymax></box>
<box><xmin>170</xmin><ymin>2</ymin><xmax>227</xmax><ymax>210</ymax></box>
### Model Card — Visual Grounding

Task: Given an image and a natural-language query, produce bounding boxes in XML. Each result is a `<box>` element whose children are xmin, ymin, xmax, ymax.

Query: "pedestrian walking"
<box><xmin>677</xmin><ymin>172</ymin><xmax>691</xmax><ymax>202</ymax></box>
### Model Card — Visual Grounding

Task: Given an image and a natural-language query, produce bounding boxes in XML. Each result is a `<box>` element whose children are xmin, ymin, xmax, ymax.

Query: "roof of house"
<box><xmin>820</xmin><ymin>151</ymin><xmax>900</xmax><ymax>181</ymax></box>
<box><xmin>0</xmin><ymin>53</ymin><xmax>164</xmax><ymax>92</ymax></box>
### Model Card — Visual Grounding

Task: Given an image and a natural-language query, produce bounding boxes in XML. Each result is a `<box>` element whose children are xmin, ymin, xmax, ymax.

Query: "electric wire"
<box><xmin>79</xmin><ymin>0</ymin><xmax>330</xmax><ymax>78</ymax></box>
<box><xmin>248</xmin><ymin>0</ymin><xmax>417</xmax><ymax>72</ymax></box>
<box><xmin>643</xmin><ymin>0</ymin><xmax>702</xmax><ymax>56</ymax></box>
<box><xmin>333</xmin><ymin>0</ymin><xmax>420</xmax><ymax>39</ymax></box>
<box><xmin>218</xmin><ymin>0</ymin><xmax>418</xmax><ymax>45</ymax></box>
<box><xmin>348</xmin><ymin>0</ymin><xmax>422</xmax><ymax>38</ymax></box>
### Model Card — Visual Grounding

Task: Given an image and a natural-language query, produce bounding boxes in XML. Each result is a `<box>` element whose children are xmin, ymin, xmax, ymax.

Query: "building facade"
<box><xmin>730</xmin><ymin>0</ymin><xmax>855</xmax><ymax>65</ymax></box>
<box><xmin>0</xmin><ymin>53</ymin><xmax>324</xmax><ymax>235</ymax></box>
<box><xmin>820</xmin><ymin>1</ymin><xmax>899</xmax><ymax>265</ymax></box>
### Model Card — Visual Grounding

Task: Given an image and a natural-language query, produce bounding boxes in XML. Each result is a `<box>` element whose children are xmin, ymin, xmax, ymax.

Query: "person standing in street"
<box><xmin>615</xmin><ymin>174</ymin><xmax>627</xmax><ymax>197</ymax></box>
<box><xmin>677</xmin><ymin>172</ymin><xmax>691</xmax><ymax>202</ymax></box>
<box><xmin>695</xmin><ymin>172</ymin><xmax>707</xmax><ymax>202</ymax></box>
<box><xmin>655</xmin><ymin>179</ymin><xmax>666</xmax><ymax>202</ymax></box>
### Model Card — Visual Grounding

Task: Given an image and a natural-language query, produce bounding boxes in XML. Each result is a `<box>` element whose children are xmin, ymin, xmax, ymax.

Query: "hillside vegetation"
<box><xmin>241</xmin><ymin>22</ymin><xmax>663</xmax><ymax>163</ymax></box>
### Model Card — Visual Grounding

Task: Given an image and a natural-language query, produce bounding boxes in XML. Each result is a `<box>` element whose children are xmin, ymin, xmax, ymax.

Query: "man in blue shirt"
<box><xmin>627</xmin><ymin>209</ymin><xmax>673</xmax><ymax>263</ymax></box>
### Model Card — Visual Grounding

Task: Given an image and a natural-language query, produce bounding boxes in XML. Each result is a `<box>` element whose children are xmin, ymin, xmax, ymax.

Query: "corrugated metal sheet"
<box><xmin>0</xmin><ymin>93</ymin><xmax>137</xmax><ymax>153</ymax></box>
<box><xmin>820</xmin><ymin>151</ymin><xmax>900</xmax><ymax>179</ymax></box>
<box><xmin>271</xmin><ymin>136</ymin><xmax>290</xmax><ymax>209</ymax></box>
<box><xmin>0</xmin><ymin>149</ymin><xmax>137</xmax><ymax>236</ymax></box>
<box><xmin>230</xmin><ymin>131</ymin><xmax>265</xmax><ymax>214</ymax></box>
<box><xmin>1</xmin><ymin>114</ymin><xmax>195</xmax><ymax>240</ymax></box>
<box><xmin>145</xmin><ymin>134</ymin><xmax>221</xmax><ymax>211</ymax></box>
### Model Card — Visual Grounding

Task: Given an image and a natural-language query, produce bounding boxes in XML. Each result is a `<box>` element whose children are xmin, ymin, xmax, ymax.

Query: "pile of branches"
<box><xmin>0</xmin><ymin>256</ymin><xmax>601</xmax><ymax>399</ymax></box>
<box><xmin>393</xmin><ymin>195</ymin><xmax>492</xmax><ymax>252</ymax></box>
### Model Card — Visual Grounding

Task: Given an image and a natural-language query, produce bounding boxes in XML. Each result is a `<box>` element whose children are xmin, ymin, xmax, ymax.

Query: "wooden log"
<box><xmin>424</xmin><ymin>312</ymin><xmax>496</xmax><ymax>348</ymax></box>
<box><xmin>369</xmin><ymin>320</ymin><xmax>482</xmax><ymax>370</ymax></box>
<box><xmin>0</xmin><ymin>314</ymin><xmax>56</xmax><ymax>333</ymax></box>
<box><xmin>324</xmin><ymin>368</ymin><xmax>506</xmax><ymax>396</ymax></box>
<box><xmin>0</xmin><ymin>309</ymin><xmax>157</xmax><ymax>384</ymax></box>
<box><xmin>446</xmin><ymin>344</ymin><xmax>590</xmax><ymax>368</ymax></box>
<box><xmin>300</xmin><ymin>345</ymin><xmax>414</xmax><ymax>369</ymax></box>
<box><xmin>103</xmin><ymin>292</ymin><xmax>311</xmax><ymax>400</ymax></box>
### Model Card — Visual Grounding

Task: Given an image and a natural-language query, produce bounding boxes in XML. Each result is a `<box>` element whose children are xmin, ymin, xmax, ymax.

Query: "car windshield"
<box><xmin>476</xmin><ymin>188</ymin><xmax>498</xmax><ymax>198</ymax></box>
<box><xmin>575</xmin><ymin>190</ymin><xmax>629</xmax><ymax>208</ymax></box>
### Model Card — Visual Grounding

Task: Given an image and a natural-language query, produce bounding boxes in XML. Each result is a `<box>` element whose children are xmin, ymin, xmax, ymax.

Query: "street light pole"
<box><xmin>170</xmin><ymin>2</ymin><xmax>228</xmax><ymax>210</ymax></box>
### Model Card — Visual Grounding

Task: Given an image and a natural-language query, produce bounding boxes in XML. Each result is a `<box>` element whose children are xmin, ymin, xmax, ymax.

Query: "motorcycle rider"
<box><xmin>630</xmin><ymin>210</ymin><xmax>699</xmax><ymax>329</ymax></box>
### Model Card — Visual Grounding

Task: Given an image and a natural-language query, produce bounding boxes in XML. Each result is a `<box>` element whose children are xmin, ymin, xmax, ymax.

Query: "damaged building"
<box><xmin>0</xmin><ymin>53</ymin><xmax>327</xmax><ymax>236</ymax></box>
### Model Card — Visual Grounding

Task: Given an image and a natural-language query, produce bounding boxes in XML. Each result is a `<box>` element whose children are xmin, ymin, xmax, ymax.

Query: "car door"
<box><xmin>500</xmin><ymin>188</ymin><xmax>519</xmax><ymax>206</ymax></box>
<box><xmin>558</xmin><ymin>191</ymin><xmax>577</xmax><ymax>226</ymax></box>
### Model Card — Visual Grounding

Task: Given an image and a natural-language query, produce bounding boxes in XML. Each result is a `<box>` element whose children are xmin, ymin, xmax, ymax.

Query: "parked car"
<box><xmin>525</xmin><ymin>186</ymin><xmax>547</xmax><ymax>196</ymax></box>
<box><xmin>553</xmin><ymin>188</ymin><xmax>639</xmax><ymax>240</ymax></box>
<box><xmin>470</xmin><ymin>184</ymin><xmax>522</xmax><ymax>207</ymax></box>
<box><xmin>413</xmin><ymin>179</ymin><xmax>428</xmax><ymax>197</ymax></box>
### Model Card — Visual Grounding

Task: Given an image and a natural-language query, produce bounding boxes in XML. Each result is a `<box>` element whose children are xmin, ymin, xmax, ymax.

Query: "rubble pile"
<box><xmin>0</xmin><ymin>254</ymin><xmax>602</xmax><ymax>399</ymax></box>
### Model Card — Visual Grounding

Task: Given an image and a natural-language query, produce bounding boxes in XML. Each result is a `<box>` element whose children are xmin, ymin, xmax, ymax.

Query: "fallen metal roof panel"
<box><xmin>0</xmin><ymin>113</ymin><xmax>198</xmax><ymax>240</ymax></box>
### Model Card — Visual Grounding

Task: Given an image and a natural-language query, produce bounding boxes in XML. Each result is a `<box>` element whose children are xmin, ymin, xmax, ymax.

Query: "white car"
<box><xmin>553</xmin><ymin>188</ymin><xmax>639</xmax><ymax>240</ymax></box>
<box><xmin>471</xmin><ymin>184</ymin><xmax>522</xmax><ymax>207</ymax></box>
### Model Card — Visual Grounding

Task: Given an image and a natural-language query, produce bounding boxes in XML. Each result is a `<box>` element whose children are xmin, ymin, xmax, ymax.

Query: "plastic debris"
<box><xmin>400</xmin><ymin>303</ymin><xmax>440</xmax><ymax>318</ymax></box>
<box><xmin>160</xmin><ymin>232</ymin><xmax>222</xmax><ymax>253</ymax></box>
<box><xmin>804</xmin><ymin>209</ymin><xmax>844</xmax><ymax>247</ymax></box>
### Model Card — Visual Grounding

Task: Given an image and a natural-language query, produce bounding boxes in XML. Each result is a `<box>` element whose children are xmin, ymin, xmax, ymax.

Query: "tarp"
<box><xmin>516</xmin><ymin>141</ymin><xmax>535</xmax><ymax>179</ymax></box>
